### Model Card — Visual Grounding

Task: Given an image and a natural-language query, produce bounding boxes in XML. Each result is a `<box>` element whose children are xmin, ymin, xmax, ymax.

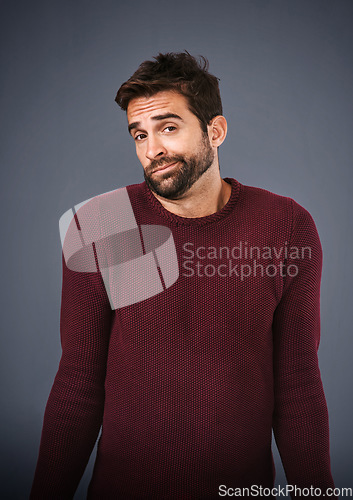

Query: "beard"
<box><xmin>143</xmin><ymin>133</ymin><xmax>215</xmax><ymax>199</ymax></box>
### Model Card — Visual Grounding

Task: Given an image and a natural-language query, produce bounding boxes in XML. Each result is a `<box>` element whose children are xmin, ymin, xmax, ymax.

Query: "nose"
<box><xmin>145</xmin><ymin>135</ymin><xmax>167</xmax><ymax>161</ymax></box>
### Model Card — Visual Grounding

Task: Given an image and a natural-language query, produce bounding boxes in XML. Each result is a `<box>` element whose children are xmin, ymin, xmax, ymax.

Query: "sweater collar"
<box><xmin>143</xmin><ymin>177</ymin><xmax>241</xmax><ymax>226</ymax></box>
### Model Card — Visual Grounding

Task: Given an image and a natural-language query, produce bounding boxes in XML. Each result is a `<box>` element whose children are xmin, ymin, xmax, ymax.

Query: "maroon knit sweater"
<box><xmin>31</xmin><ymin>178</ymin><xmax>334</xmax><ymax>499</ymax></box>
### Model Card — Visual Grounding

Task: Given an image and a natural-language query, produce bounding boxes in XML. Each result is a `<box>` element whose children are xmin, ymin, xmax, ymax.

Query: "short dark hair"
<box><xmin>115</xmin><ymin>51</ymin><xmax>223</xmax><ymax>133</ymax></box>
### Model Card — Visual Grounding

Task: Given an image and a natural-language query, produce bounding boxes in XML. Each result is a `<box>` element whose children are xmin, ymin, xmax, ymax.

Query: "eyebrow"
<box><xmin>128</xmin><ymin>113</ymin><xmax>184</xmax><ymax>135</ymax></box>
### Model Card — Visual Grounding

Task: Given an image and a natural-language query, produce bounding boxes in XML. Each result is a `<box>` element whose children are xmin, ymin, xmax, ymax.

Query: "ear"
<box><xmin>208</xmin><ymin>115</ymin><xmax>227</xmax><ymax>148</ymax></box>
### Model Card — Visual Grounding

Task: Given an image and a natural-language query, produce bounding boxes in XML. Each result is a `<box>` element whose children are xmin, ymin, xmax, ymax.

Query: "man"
<box><xmin>31</xmin><ymin>52</ymin><xmax>335</xmax><ymax>499</ymax></box>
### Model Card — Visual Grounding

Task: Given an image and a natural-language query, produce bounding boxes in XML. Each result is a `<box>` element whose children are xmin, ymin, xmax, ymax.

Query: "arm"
<box><xmin>272</xmin><ymin>200</ymin><xmax>335</xmax><ymax>494</ymax></box>
<box><xmin>30</xmin><ymin>253</ymin><xmax>112</xmax><ymax>499</ymax></box>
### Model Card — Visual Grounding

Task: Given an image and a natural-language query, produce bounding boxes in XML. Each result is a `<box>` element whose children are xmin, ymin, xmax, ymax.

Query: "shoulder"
<box><xmin>240</xmin><ymin>182</ymin><xmax>292</xmax><ymax>211</ymax></box>
<box><xmin>61</xmin><ymin>181</ymin><xmax>145</xmax><ymax>229</ymax></box>
<box><xmin>75</xmin><ymin>181</ymin><xmax>145</xmax><ymax>210</ymax></box>
<box><xmin>59</xmin><ymin>182</ymin><xmax>146</xmax><ymax>272</ymax></box>
<box><xmin>238</xmin><ymin>181</ymin><xmax>316</xmax><ymax>228</ymax></box>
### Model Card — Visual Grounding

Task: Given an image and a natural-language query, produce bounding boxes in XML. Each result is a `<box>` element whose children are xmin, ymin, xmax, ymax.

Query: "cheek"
<box><xmin>164</xmin><ymin>136</ymin><xmax>192</xmax><ymax>155</ymax></box>
<box><xmin>183</xmin><ymin>131</ymin><xmax>203</xmax><ymax>151</ymax></box>
<box><xmin>135</xmin><ymin>146</ymin><xmax>146</xmax><ymax>165</ymax></box>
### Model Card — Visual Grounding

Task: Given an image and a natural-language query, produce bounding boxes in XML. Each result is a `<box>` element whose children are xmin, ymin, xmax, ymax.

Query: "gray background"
<box><xmin>1</xmin><ymin>0</ymin><xmax>352</xmax><ymax>498</ymax></box>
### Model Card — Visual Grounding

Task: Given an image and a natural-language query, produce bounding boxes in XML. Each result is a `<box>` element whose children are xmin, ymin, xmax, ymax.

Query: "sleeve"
<box><xmin>272</xmin><ymin>199</ymin><xmax>335</xmax><ymax>495</ymax></box>
<box><xmin>30</xmin><ymin>251</ymin><xmax>112</xmax><ymax>499</ymax></box>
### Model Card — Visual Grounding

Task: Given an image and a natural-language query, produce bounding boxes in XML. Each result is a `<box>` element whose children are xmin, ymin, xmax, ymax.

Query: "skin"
<box><xmin>127</xmin><ymin>90</ymin><xmax>231</xmax><ymax>218</ymax></box>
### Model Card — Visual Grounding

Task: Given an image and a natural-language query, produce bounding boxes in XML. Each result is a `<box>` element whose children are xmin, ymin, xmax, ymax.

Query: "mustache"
<box><xmin>147</xmin><ymin>155</ymin><xmax>185</xmax><ymax>173</ymax></box>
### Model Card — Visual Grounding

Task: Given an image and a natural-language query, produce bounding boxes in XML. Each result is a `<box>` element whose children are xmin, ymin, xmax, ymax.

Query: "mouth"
<box><xmin>153</xmin><ymin>161</ymin><xmax>178</xmax><ymax>174</ymax></box>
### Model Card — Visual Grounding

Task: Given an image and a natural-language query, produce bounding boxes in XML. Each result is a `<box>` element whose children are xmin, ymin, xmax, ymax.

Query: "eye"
<box><xmin>134</xmin><ymin>133</ymin><xmax>147</xmax><ymax>141</ymax></box>
<box><xmin>164</xmin><ymin>126</ymin><xmax>176</xmax><ymax>133</ymax></box>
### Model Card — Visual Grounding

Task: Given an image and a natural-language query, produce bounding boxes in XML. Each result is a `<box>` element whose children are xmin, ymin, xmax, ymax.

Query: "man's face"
<box><xmin>127</xmin><ymin>90</ymin><xmax>215</xmax><ymax>199</ymax></box>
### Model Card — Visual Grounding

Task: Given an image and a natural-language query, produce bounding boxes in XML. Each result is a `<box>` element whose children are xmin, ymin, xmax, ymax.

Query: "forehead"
<box><xmin>127</xmin><ymin>90</ymin><xmax>190</xmax><ymax>122</ymax></box>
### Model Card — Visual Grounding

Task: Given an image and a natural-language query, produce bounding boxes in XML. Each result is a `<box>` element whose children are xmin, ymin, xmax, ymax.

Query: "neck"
<box><xmin>151</xmin><ymin>167</ymin><xmax>232</xmax><ymax>218</ymax></box>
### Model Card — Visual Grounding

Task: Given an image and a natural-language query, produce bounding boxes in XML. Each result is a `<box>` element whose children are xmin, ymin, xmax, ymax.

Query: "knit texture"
<box><xmin>30</xmin><ymin>178</ymin><xmax>334</xmax><ymax>499</ymax></box>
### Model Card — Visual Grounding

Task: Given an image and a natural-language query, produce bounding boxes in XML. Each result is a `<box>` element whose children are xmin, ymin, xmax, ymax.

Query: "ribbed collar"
<box><xmin>143</xmin><ymin>177</ymin><xmax>241</xmax><ymax>227</ymax></box>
